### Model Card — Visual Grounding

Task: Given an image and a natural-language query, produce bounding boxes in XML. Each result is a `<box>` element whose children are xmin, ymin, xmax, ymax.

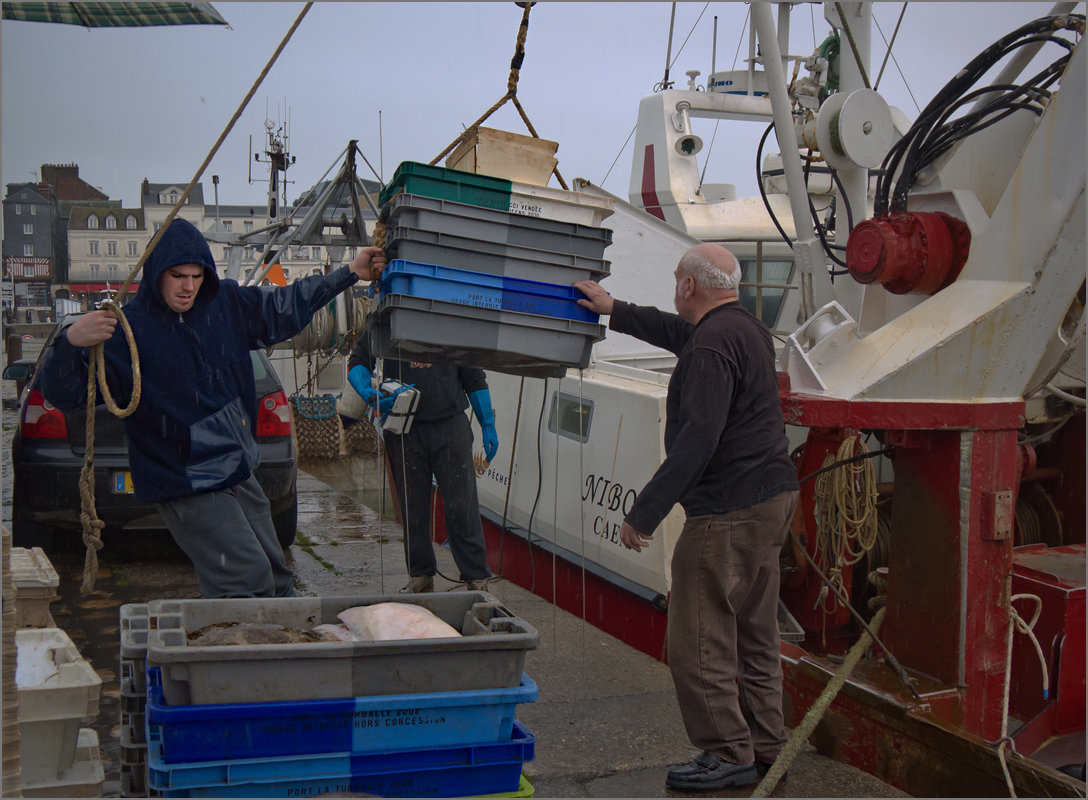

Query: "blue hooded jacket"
<box><xmin>39</xmin><ymin>218</ymin><xmax>358</xmax><ymax>502</ymax></box>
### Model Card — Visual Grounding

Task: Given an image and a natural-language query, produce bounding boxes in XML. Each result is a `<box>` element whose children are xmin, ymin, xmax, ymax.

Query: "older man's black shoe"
<box><xmin>666</xmin><ymin>752</ymin><xmax>758</xmax><ymax>791</ymax></box>
<box><xmin>756</xmin><ymin>760</ymin><xmax>788</xmax><ymax>781</ymax></box>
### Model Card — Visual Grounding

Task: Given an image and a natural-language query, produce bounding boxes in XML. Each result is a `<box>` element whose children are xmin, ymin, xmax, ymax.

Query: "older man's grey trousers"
<box><xmin>667</xmin><ymin>489</ymin><xmax>800</xmax><ymax>766</ymax></box>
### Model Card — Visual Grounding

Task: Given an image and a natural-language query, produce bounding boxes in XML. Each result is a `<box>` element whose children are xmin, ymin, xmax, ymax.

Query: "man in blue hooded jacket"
<box><xmin>37</xmin><ymin>218</ymin><xmax>386</xmax><ymax>598</ymax></box>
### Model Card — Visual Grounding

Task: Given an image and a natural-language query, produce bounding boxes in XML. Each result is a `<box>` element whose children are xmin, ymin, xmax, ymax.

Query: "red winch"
<box><xmin>846</xmin><ymin>211</ymin><xmax>971</xmax><ymax>295</ymax></box>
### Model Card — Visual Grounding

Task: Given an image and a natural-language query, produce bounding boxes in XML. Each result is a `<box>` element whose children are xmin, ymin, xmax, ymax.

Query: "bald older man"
<box><xmin>575</xmin><ymin>243</ymin><xmax>799</xmax><ymax>792</ymax></box>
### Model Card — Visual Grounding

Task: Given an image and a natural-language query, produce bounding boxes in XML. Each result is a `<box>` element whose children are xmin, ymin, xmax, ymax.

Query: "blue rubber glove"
<box><xmin>348</xmin><ymin>365</ymin><xmax>395</xmax><ymax>414</ymax></box>
<box><xmin>468</xmin><ymin>389</ymin><xmax>499</xmax><ymax>463</ymax></box>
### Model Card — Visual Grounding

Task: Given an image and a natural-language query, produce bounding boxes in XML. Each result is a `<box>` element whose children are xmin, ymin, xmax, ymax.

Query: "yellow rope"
<box><xmin>812</xmin><ymin>435</ymin><xmax>878</xmax><ymax>612</ymax></box>
<box><xmin>752</xmin><ymin>606</ymin><xmax>886</xmax><ymax>797</ymax></box>
<box><xmin>427</xmin><ymin>2</ymin><xmax>566</xmax><ymax>188</ymax></box>
<box><xmin>76</xmin><ymin>3</ymin><xmax>313</xmax><ymax>593</ymax></box>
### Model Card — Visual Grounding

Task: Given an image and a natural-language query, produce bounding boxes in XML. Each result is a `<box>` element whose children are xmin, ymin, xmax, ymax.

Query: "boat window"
<box><xmin>738</xmin><ymin>259</ymin><xmax>794</xmax><ymax>328</ymax></box>
<box><xmin>547</xmin><ymin>391</ymin><xmax>593</xmax><ymax>444</ymax></box>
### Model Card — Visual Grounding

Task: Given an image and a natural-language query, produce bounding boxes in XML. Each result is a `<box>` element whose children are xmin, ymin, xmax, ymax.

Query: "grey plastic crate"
<box><xmin>386</xmin><ymin>226</ymin><xmax>610</xmax><ymax>285</ymax></box>
<box><xmin>120</xmin><ymin>604</ymin><xmax>149</xmax><ymax>632</ymax></box>
<box><xmin>145</xmin><ymin>592</ymin><xmax>538</xmax><ymax>706</ymax></box>
<box><xmin>384</xmin><ymin>193</ymin><xmax>612</xmax><ymax>259</ymax></box>
<box><xmin>372</xmin><ymin>294</ymin><xmax>604</xmax><ymax>379</ymax></box>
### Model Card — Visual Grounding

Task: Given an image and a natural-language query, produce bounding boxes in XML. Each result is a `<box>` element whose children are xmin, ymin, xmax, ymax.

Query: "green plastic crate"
<box><xmin>380</xmin><ymin>161</ymin><xmax>514</xmax><ymax>209</ymax></box>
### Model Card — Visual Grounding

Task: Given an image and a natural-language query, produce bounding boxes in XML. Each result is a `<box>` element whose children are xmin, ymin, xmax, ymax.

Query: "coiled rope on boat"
<box><xmin>76</xmin><ymin>4</ymin><xmax>313</xmax><ymax>593</ymax></box>
<box><xmin>812</xmin><ymin>434</ymin><xmax>879</xmax><ymax>613</ymax></box>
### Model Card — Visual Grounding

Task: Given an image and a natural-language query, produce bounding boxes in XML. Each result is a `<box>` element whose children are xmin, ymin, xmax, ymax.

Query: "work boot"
<box><xmin>399</xmin><ymin>575</ymin><xmax>434</xmax><ymax>594</ymax></box>
<box><xmin>465</xmin><ymin>578</ymin><xmax>490</xmax><ymax>592</ymax></box>
<box><xmin>666</xmin><ymin>753</ymin><xmax>757</xmax><ymax>791</ymax></box>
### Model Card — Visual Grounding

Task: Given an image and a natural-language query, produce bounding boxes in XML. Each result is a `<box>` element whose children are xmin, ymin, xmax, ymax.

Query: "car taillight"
<box><xmin>256</xmin><ymin>390</ymin><xmax>292</xmax><ymax>437</ymax></box>
<box><xmin>22</xmin><ymin>390</ymin><xmax>68</xmax><ymax>439</ymax></box>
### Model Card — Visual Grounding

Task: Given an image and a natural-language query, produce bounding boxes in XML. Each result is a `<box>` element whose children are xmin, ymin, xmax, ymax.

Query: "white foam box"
<box><xmin>11</xmin><ymin>547</ymin><xmax>59</xmax><ymax>628</ymax></box>
<box><xmin>15</xmin><ymin>628</ymin><xmax>103</xmax><ymax>785</ymax></box>
<box><xmin>20</xmin><ymin>728</ymin><xmax>105</xmax><ymax>798</ymax></box>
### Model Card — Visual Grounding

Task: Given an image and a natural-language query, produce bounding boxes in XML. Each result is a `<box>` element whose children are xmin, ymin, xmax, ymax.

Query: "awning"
<box><xmin>2</xmin><ymin>2</ymin><xmax>227</xmax><ymax>28</ymax></box>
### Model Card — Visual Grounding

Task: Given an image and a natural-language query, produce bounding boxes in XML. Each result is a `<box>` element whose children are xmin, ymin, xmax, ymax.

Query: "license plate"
<box><xmin>112</xmin><ymin>471</ymin><xmax>134</xmax><ymax>494</ymax></box>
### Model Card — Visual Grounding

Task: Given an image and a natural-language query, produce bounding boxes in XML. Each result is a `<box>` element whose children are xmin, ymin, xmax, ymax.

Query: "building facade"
<box><xmin>3</xmin><ymin>166</ymin><xmax>379</xmax><ymax>317</ymax></box>
<box><xmin>2</xmin><ymin>183</ymin><xmax>59</xmax><ymax>322</ymax></box>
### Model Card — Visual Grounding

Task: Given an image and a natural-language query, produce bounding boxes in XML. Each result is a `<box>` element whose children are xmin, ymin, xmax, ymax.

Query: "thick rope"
<box><xmin>427</xmin><ymin>2</ymin><xmax>566</xmax><ymax>188</ymax></box>
<box><xmin>813</xmin><ymin>435</ymin><xmax>878</xmax><ymax>613</ymax></box>
<box><xmin>76</xmin><ymin>3</ymin><xmax>312</xmax><ymax>593</ymax></box>
<box><xmin>752</xmin><ymin>606</ymin><xmax>886</xmax><ymax>798</ymax></box>
<box><xmin>78</xmin><ymin>300</ymin><xmax>140</xmax><ymax>594</ymax></box>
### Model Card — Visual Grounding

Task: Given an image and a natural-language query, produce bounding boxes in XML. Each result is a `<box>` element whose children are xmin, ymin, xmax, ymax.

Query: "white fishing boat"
<box><xmin>444</xmin><ymin>4</ymin><xmax>1085</xmax><ymax>796</ymax></box>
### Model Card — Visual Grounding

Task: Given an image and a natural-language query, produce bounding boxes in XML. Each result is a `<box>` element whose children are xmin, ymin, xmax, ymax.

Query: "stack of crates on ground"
<box><xmin>373</xmin><ymin>161</ymin><xmax>615</xmax><ymax>378</ymax></box>
<box><xmin>131</xmin><ymin>592</ymin><xmax>539</xmax><ymax>797</ymax></box>
<box><xmin>119</xmin><ymin>604</ymin><xmax>151</xmax><ymax>797</ymax></box>
<box><xmin>3</xmin><ymin>527</ymin><xmax>23</xmax><ymax>797</ymax></box>
<box><xmin>11</xmin><ymin>547</ymin><xmax>60</xmax><ymax>628</ymax></box>
<box><xmin>14</xmin><ymin>625</ymin><xmax>104</xmax><ymax>797</ymax></box>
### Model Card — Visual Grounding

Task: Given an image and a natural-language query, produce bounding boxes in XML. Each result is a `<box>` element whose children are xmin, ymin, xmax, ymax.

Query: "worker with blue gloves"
<box><xmin>347</xmin><ymin>331</ymin><xmax>497</xmax><ymax>593</ymax></box>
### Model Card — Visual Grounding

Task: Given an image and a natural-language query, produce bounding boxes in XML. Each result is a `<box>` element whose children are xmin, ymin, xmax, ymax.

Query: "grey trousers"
<box><xmin>155</xmin><ymin>474</ymin><xmax>295</xmax><ymax>598</ymax></box>
<box><xmin>667</xmin><ymin>490</ymin><xmax>800</xmax><ymax>765</ymax></box>
<box><xmin>384</xmin><ymin>413</ymin><xmax>490</xmax><ymax>581</ymax></box>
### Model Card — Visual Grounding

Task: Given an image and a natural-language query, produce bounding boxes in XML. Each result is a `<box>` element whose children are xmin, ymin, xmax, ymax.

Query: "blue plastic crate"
<box><xmin>380</xmin><ymin>260</ymin><xmax>599</xmax><ymax>323</ymax></box>
<box><xmin>148</xmin><ymin>719</ymin><xmax>534</xmax><ymax>798</ymax></box>
<box><xmin>147</xmin><ymin>671</ymin><xmax>537</xmax><ymax>763</ymax></box>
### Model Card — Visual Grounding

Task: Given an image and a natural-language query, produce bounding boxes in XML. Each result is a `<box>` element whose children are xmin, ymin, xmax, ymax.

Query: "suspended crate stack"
<box><xmin>122</xmin><ymin>593</ymin><xmax>539</xmax><ymax>797</ymax></box>
<box><xmin>372</xmin><ymin>160</ymin><xmax>614</xmax><ymax>378</ymax></box>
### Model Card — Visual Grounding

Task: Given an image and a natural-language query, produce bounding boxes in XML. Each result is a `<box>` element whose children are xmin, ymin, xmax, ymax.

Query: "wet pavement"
<box><xmin>2</xmin><ymin>336</ymin><xmax>906</xmax><ymax>798</ymax></box>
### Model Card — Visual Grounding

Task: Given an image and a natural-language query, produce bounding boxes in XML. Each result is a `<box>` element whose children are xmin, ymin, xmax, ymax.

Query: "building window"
<box><xmin>168</xmin><ymin>191</ymin><xmax>179</xmax><ymax>205</ymax></box>
<box><xmin>106</xmin><ymin>215</ymin><xmax>117</xmax><ymax>229</ymax></box>
<box><xmin>127</xmin><ymin>241</ymin><xmax>138</xmax><ymax>256</ymax></box>
<box><xmin>107</xmin><ymin>241</ymin><xmax>117</xmax><ymax>257</ymax></box>
<box><xmin>244</xmin><ymin>248</ymin><xmax>254</xmax><ymax>262</ymax></box>
<box><xmin>88</xmin><ymin>215</ymin><xmax>99</xmax><ymax>229</ymax></box>
<box><xmin>126</xmin><ymin>215</ymin><xmax>137</xmax><ymax>229</ymax></box>
<box><xmin>29</xmin><ymin>205</ymin><xmax>36</xmax><ymax>216</ymax></box>
<box><xmin>222</xmin><ymin>220</ymin><xmax>233</xmax><ymax>231</ymax></box>
<box><xmin>22</xmin><ymin>244</ymin><xmax>33</xmax><ymax>257</ymax></box>
<box><xmin>107</xmin><ymin>265</ymin><xmax>119</xmax><ymax>280</ymax></box>
<box><xmin>90</xmin><ymin>265</ymin><xmax>100</xmax><ymax>278</ymax></box>
<box><xmin>89</xmin><ymin>241</ymin><xmax>99</xmax><ymax>256</ymax></box>
<box><xmin>154</xmin><ymin>222</ymin><xmax>161</xmax><ymax>233</ymax></box>
<box><xmin>14</xmin><ymin>204</ymin><xmax>20</xmax><ymax>215</ymax></box>
<box><xmin>244</xmin><ymin>220</ymin><xmax>253</xmax><ymax>232</ymax></box>
<box><xmin>22</xmin><ymin>224</ymin><xmax>32</xmax><ymax>235</ymax></box>
<box><xmin>312</xmin><ymin>247</ymin><xmax>322</xmax><ymax>260</ymax></box>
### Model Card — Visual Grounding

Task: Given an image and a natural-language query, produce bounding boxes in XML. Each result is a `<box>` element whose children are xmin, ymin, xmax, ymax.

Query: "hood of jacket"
<box><xmin>136</xmin><ymin>217</ymin><xmax>220</xmax><ymax>312</ymax></box>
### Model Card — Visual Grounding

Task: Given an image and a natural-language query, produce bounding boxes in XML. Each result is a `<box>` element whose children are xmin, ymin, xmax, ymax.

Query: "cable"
<box><xmin>875</xmin><ymin>15</ymin><xmax>1082</xmax><ymax>216</ymax></box>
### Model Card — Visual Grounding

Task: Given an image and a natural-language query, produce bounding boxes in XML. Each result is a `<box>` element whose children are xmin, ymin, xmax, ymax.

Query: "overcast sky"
<box><xmin>2</xmin><ymin>2</ymin><xmax>1076</xmax><ymax>211</ymax></box>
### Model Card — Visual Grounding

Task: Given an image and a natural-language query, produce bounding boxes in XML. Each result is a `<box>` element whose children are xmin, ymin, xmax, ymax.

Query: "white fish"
<box><xmin>337</xmin><ymin>603</ymin><xmax>462</xmax><ymax>642</ymax></box>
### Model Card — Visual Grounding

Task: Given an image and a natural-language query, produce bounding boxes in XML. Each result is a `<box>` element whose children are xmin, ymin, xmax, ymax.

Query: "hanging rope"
<box><xmin>76</xmin><ymin>3</ymin><xmax>313</xmax><ymax>593</ymax></box>
<box><xmin>812</xmin><ymin>434</ymin><xmax>879</xmax><ymax>613</ymax></box>
<box><xmin>427</xmin><ymin>2</ymin><xmax>568</xmax><ymax>190</ymax></box>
